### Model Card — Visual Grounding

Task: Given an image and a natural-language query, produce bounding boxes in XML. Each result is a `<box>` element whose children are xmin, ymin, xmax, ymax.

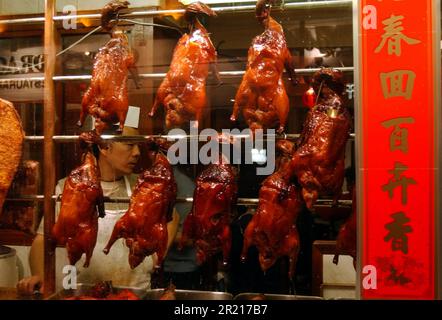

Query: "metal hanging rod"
<box><xmin>0</xmin><ymin>1</ymin><xmax>352</xmax><ymax>25</ymax></box>
<box><xmin>6</xmin><ymin>195</ymin><xmax>352</xmax><ymax>207</ymax></box>
<box><xmin>24</xmin><ymin>133</ymin><xmax>356</xmax><ymax>142</ymax></box>
<box><xmin>0</xmin><ymin>67</ymin><xmax>354</xmax><ymax>83</ymax></box>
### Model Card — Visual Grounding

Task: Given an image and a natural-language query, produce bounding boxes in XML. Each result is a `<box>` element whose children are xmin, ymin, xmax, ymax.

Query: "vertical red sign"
<box><xmin>359</xmin><ymin>0</ymin><xmax>436</xmax><ymax>299</ymax></box>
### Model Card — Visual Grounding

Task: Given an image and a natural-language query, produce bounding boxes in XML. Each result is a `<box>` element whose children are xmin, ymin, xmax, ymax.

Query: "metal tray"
<box><xmin>234</xmin><ymin>293</ymin><xmax>324</xmax><ymax>300</ymax></box>
<box><xmin>47</xmin><ymin>283</ymin><xmax>147</xmax><ymax>300</ymax></box>
<box><xmin>144</xmin><ymin>289</ymin><xmax>233</xmax><ymax>300</ymax></box>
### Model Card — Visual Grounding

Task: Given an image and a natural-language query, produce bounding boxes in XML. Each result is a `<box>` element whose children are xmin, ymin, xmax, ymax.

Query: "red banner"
<box><xmin>359</xmin><ymin>0</ymin><xmax>436</xmax><ymax>299</ymax></box>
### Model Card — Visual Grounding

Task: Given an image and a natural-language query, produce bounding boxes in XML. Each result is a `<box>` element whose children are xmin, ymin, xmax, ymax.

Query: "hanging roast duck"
<box><xmin>52</xmin><ymin>131</ymin><xmax>105</xmax><ymax>267</ymax></box>
<box><xmin>148</xmin><ymin>2</ymin><xmax>220</xmax><ymax>130</ymax></box>
<box><xmin>230</xmin><ymin>0</ymin><xmax>296</xmax><ymax>134</ymax></box>
<box><xmin>241</xmin><ymin>140</ymin><xmax>303</xmax><ymax>279</ymax></box>
<box><xmin>78</xmin><ymin>1</ymin><xmax>139</xmax><ymax>134</ymax></box>
<box><xmin>103</xmin><ymin>141</ymin><xmax>177</xmax><ymax>269</ymax></box>
<box><xmin>290</xmin><ymin>68</ymin><xmax>351</xmax><ymax>209</ymax></box>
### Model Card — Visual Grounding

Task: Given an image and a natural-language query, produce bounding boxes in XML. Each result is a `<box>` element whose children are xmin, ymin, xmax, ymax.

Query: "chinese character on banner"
<box><xmin>381</xmin><ymin>117</ymin><xmax>414</xmax><ymax>153</ymax></box>
<box><xmin>380</xmin><ymin>70</ymin><xmax>416</xmax><ymax>100</ymax></box>
<box><xmin>375</xmin><ymin>15</ymin><xmax>421</xmax><ymax>56</ymax></box>
<box><xmin>384</xmin><ymin>212</ymin><xmax>413</xmax><ymax>254</ymax></box>
<box><xmin>381</xmin><ymin>162</ymin><xmax>417</xmax><ymax>205</ymax></box>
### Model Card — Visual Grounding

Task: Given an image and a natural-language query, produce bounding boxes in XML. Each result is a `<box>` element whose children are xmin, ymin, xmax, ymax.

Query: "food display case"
<box><xmin>0</xmin><ymin>0</ymin><xmax>440</xmax><ymax>301</ymax></box>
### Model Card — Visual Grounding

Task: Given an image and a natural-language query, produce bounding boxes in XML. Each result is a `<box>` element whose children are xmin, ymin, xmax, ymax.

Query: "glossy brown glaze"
<box><xmin>103</xmin><ymin>151</ymin><xmax>177</xmax><ymax>269</ymax></box>
<box><xmin>0</xmin><ymin>98</ymin><xmax>24</xmax><ymax>216</ymax></box>
<box><xmin>149</xmin><ymin>3</ymin><xmax>219</xmax><ymax>129</ymax></box>
<box><xmin>52</xmin><ymin>133</ymin><xmax>105</xmax><ymax>267</ymax></box>
<box><xmin>159</xmin><ymin>283</ymin><xmax>176</xmax><ymax>300</ymax></box>
<box><xmin>78</xmin><ymin>31</ymin><xmax>135</xmax><ymax>134</ymax></box>
<box><xmin>180</xmin><ymin>161</ymin><xmax>237</xmax><ymax>265</ymax></box>
<box><xmin>241</xmin><ymin>140</ymin><xmax>302</xmax><ymax>279</ymax></box>
<box><xmin>290</xmin><ymin>68</ymin><xmax>351</xmax><ymax>209</ymax></box>
<box><xmin>100</xmin><ymin>0</ymin><xmax>130</xmax><ymax>32</ymax></box>
<box><xmin>230</xmin><ymin>0</ymin><xmax>296</xmax><ymax>134</ymax></box>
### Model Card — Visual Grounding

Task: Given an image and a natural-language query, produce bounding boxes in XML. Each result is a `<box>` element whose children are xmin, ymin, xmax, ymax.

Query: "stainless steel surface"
<box><xmin>46</xmin><ymin>283</ymin><xmax>147</xmax><ymax>300</ymax></box>
<box><xmin>234</xmin><ymin>293</ymin><xmax>324</xmax><ymax>300</ymax></box>
<box><xmin>144</xmin><ymin>289</ymin><xmax>233</xmax><ymax>300</ymax></box>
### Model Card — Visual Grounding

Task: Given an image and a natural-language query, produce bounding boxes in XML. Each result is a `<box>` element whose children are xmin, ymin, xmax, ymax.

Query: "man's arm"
<box><xmin>17</xmin><ymin>234</ymin><xmax>44</xmax><ymax>295</ymax></box>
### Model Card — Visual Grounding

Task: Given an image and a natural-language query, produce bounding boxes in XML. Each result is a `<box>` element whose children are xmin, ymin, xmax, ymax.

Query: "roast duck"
<box><xmin>180</xmin><ymin>157</ymin><xmax>238</xmax><ymax>265</ymax></box>
<box><xmin>241</xmin><ymin>140</ymin><xmax>303</xmax><ymax>279</ymax></box>
<box><xmin>290</xmin><ymin>68</ymin><xmax>351</xmax><ymax>209</ymax></box>
<box><xmin>334</xmin><ymin>188</ymin><xmax>356</xmax><ymax>266</ymax></box>
<box><xmin>230</xmin><ymin>0</ymin><xmax>296</xmax><ymax>134</ymax></box>
<box><xmin>104</xmin><ymin>142</ymin><xmax>177</xmax><ymax>269</ymax></box>
<box><xmin>149</xmin><ymin>2</ymin><xmax>220</xmax><ymax>129</ymax></box>
<box><xmin>0</xmin><ymin>98</ymin><xmax>24</xmax><ymax>217</ymax></box>
<box><xmin>159</xmin><ymin>283</ymin><xmax>177</xmax><ymax>300</ymax></box>
<box><xmin>52</xmin><ymin>132</ymin><xmax>105</xmax><ymax>267</ymax></box>
<box><xmin>65</xmin><ymin>281</ymin><xmax>140</xmax><ymax>300</ymax></box>
<box><xmin>78</xmin><ymin>1</ymin><xmax>138</xmax><ymax>134</ymax></box>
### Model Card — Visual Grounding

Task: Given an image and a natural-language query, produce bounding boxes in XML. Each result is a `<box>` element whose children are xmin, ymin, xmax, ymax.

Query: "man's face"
<box><xmin>107</xmin><ymin>141</ymin><xmax>141</xmax><ymax>175</ymax></box>
<box><xmin>102</xmin><ymin>126</ymin><xmax>141</xmax><ymax>176</ymax></box>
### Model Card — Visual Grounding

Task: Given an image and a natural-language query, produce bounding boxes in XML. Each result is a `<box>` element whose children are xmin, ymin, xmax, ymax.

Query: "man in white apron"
<box><xmin>17</xmin><ymin>108</ymin><xmax>179</xmax><ymax>295</ymax></box>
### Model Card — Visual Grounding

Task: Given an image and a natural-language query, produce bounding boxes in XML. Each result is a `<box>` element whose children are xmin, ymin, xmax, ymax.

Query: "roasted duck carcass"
<box><xmin>230</xmin><ymin>0</ymin><xmax>296</xmax><ymax>134</ymax></box>
<box><xmin>149</xmin><ymin>2</ymin><xmax>220</xmax><ymax>129</ymax></box>
<box><xmin>0</xmin><ymin>98</ymin><xmax>24</xmax><ymax>216</ymax></box>
<box><xmin>290</xmin><ymin>68</ymin><xmax>351</xmax><ymax>209</ymax></box>
<box><xmin>101</xmin><ymin>0</ymin><xmax>130</xmax><ymax>32</ymax></box>
<box><xmin>159</xmin><ymin>283</ymin><xmax>176</xmax><ymax>300</ymax></box>
<box><xmin>103</xmin><ymin>146</ymin><xmax>177</xmax><ymax>269</ymax></box>
<box><xmin>78</xmin><ymin>2</ymin><xmax>138</xmax><ymax>134</ymax></box>
<box><xmin>334</xmin><ymin>188</ymin><xmax>356</xmax><ymax>267</ymax></box>
<box><xmin>52</xmin><ymin>132</ymin><xmax>105</xmax><ymax>267</ymax></box>
<box><xmin>65</xmin><ymin>281</ymin><xmax>140</xmax><ymax>300</ymax></box>
<box><xmin>241</xmin><ymin>140</ymin><xmax>303</xmax><ymax>279</ymax></box>
<box><xmin>180</xmin><ymin>158</ymin><xmax>237</xmax><ymax>265</ymax></box>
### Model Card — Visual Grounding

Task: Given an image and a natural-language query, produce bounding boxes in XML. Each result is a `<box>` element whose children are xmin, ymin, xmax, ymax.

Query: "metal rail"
<box><xmin>0</xmin><ymin>1</ymin><xmax>352</xmax><ymax>25</ymax></box>
<box><xmin>0</xmin><ymin>67</ymin><xmax>355</xmax><ymax>83</ymax></box>
<box><xmin>24</xmin><ymin>133</ymin><xmax>356</xmax><ymax>142</ymax></box>
<box><xmin>6</xmin><ymin>195</ymin><xmax>352</xmax><ymax>207</ymax></box>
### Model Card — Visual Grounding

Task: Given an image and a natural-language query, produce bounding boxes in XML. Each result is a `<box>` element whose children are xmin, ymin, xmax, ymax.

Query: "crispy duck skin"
<box><xmin>52</xmin><ymin>132</ymin><xmax>105</xmax><ymax>267</ymax></box>
<box><xmin>241</xmin><ymin>140</ymin><xmax>302</xmax><ymax>279</ymax></box>
<box><xmin>334</xmin><ymin>188</ymin><xmax>356</xmax><ymax>266</ymax></box>
<box><xmin>230</xmin><ymin>0</ymin><xmax>296</xmax><ymax>134</ymax></box>
<box><xmin>148</xmin><ymin>2</ymin><xmax>220</xmax><ymax>129</ymax></box>
<box><xmin>101</xmin><ymin>0</ymin><xmax>130</xmax><ymax>32</ymax></box>
<box><xmin>159</xmin><ymin>284</ymin><xmax>177</xmax><ymax>300</ymax></box>
<box><xmin>0</xmin><ymin>98</ymin><xmax>24</xmax><ymax>216</ymax></box>
<box><xmin>65</xmin><ymin>281</ymin><xmax>140</xmax><ymax>300</ymax></box>
<box><xmin>290</xmin><ymin>68</ymin><xmax>351</xmax><ymax>209</ymax></box>
<box><xmin>78</xmin><ymin>22</ymin><xmax>137</xmax><ymax>134</ymax></box>
<box><xmin>180</xmin><ymin>159</ymin><xmax>237</xmax><ymax>265</ymax></box>
<box><xmin>103</xmin><ymin>150</ymin><xmax>177</xmax><ymax>269</ymax></box>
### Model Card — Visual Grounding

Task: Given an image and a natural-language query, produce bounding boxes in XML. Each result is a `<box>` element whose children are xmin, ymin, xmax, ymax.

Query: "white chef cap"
<box><xmin>90</xmin><ymin>106</ymin><xmax>140</xmax><ymax>132</ymax></box>
<box><xmin>123</xmin><ymin>106</ymin><xmax>140</xmax><ymax>129</ymax></box>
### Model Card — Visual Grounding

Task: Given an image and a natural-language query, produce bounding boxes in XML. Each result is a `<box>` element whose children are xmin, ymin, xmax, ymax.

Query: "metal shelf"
<box><xmin>0</xmin><ymin>67</ymin><xmax>355</xmax><ymax>83</ymax></box>
<box><xmin>0</xmin><ymin>0</ymin><xmax>352</xmax><ymax>25</ymax></box>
